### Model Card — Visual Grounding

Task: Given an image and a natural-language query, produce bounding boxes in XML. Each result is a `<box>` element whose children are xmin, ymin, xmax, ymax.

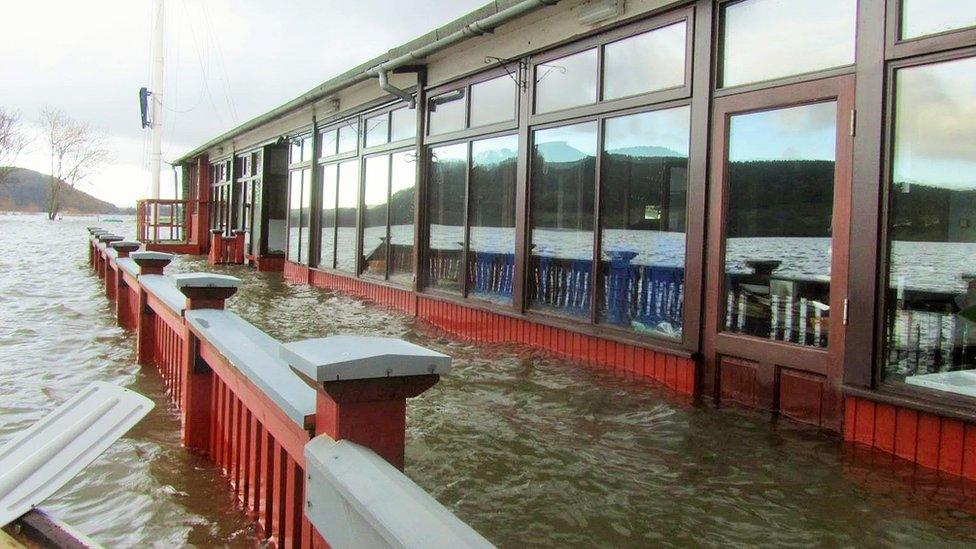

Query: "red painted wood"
<box><xmin>873</xmin><ymin>403</ymin><xmax>897</xmax><ymax>454</ymax></box>
<box><xmin>963</xmin><ymin>425</ymin><xmax>976</xmax><ymax>481</ymax></box>
<box><xmin>259</xmin><ymin>426</ymin><xmax>275</xmax><ymax>531</ymax></box>
<box><xmin>854</xmin><ymin>399</ymin><xmax>876</xmax><ymax>446</ymax></box>
<box><xmin>916</xmin><ymin>413</ymin><xmax>942</xmax><ymax>470</ymax></box>
<box><xmin>894</xmin><ymin>406</ymin><xmax>919</xmax><ymax>463</ymax></box>
<box><xmin>939</xmin><ymin>419</ymin><xmax>965</xmax><ymax>477</ymax></box>
<box><xmin>271</xmin><ymin>440</ymin><xmax>286</xmax><ymax>546</ymax></box>
<box><xmin>248</xmin><ymin>414</ymin><xmax>261</xmax><ymax>513</ymax></box>
<box><xmin>284</xmin><ymin>457</ymin><xmax>301</xmax><ymax>548</ymax></box>
<box><xmin>779</xmin><ymin>369</ymin><xmax>824</xmax><ymax>427</ymax></box>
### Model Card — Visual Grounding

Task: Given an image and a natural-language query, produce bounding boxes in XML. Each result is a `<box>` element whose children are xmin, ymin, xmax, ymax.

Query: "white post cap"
<box><xmin>130</xmin><ymin>251</ymin><xmax>174</xmax><ymax>262</ymax></box>
<box><xmin>280</xmin><ymin>336</ymin><xmax>451</xmax><ymax>383</ymax></box>
<box><xmin>169</xmin><ymin>272</ymin><xmax>242</xmax><ymax>289</ymax></box>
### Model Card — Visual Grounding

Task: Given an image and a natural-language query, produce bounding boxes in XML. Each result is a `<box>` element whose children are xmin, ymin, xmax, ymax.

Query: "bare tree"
<box><xmin>0</xmin><ymin>108</ymin><xmax>31</xmax><ymax>185</ymax></box>
<box><xmin>38</xmin><ymin>108</ymin><xmax>110</xmax><ymax>220</ymax></box>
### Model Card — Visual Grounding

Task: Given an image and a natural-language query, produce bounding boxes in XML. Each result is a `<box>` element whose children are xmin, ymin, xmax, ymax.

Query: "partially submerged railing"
<box><xmin>86</xmin><ymin>227</ymin><xmax>493</xmax><ymax>548</ymax></box>
<box><xmin>136</xmin><ymin>199</ymin><xmax>188</xmax><ymax>244</ymax></box>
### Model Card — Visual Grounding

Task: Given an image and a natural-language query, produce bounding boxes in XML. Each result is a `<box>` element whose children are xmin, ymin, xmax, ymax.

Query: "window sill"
<box><xmin>843</xmin><ymin>382</ymin><xmax>976</xmax><ymax>424</ymax></box>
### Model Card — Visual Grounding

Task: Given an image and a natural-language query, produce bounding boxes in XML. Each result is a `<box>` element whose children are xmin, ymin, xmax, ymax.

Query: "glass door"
<box><xmin>702</xmin><ymin>76</ymin><xmax>854</xmax><ymax>420</ymax></box>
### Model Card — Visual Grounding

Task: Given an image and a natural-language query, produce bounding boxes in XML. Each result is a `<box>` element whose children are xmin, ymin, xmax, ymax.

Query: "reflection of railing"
<box><xmin>136</xmin><ymin>199</ymin><xmax>188</xmax><ymax>244</ymax></box>
<box><xmin>468</xmin><ymin>252</ymin><xmax>515</xmax><ymax>300</ymax></box>
<box><xmin>886</xmin><ymin>287</ymin><xmax>973</xmax><ymax>378</ymax></box>
<box><xmin>724</xmin><ymin>267</ymin><xmax>830</xmax><ymax>347</ymax></box>
<box><xmin>529</xmin><ymin>254</ymin><xmax>684</xmax><ymax>331</ymax></box>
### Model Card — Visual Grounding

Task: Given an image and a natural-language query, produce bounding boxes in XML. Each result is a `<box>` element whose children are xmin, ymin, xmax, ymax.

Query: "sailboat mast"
<box><xmin>149</xmin><ymin>0</ymin><xmax>164</xmax><ymax>199</ymax></box>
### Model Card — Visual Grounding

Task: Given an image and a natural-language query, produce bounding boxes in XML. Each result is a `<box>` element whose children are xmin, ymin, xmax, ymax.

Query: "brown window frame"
<box><xmin>526</xmin><ymin>6</ymin><xmax>695</xmax><ymax>126</ymax></box>
<box><xmin>885</xmin><ymin>0</ymin><xmax>976</xmax><ymax>60</ymax></box>
<box><xmin>360</xmin><ymin>145</ymin><xmax>418</xmax><ymax>282</ymax></box>
<box><xmin>871</xmin><ymin>46</ymin><xmax>976</xmax><ymax>412</ymax></box>
<box><xmin>425</xmin><ymin>65</ymin><xmax>521</xmax><ymax>145</ymax></box>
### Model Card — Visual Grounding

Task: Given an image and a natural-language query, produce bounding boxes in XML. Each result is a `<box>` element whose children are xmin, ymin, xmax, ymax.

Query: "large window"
<box><xmin>287</xmin><ymin>134</ymin><xmax>313</xmax><ymax>265</ymax></box>
<box><xmin>426</xmin><ymin>143</ymin><xmax>467</xmax><ymax>292</ymax></box>
<box><xmin>723</xmin><ymin>102</ymin><xmax>837</xmax><ymax>347</ymax></box>
<box><xmin>884</xmin><ymin>55</ymin><xmax>976</xmax><ymax>397</ymax></box>
<box><xmin>362</xmin><ymin>155</ymin><xmax>390</xmax><ymax>278</ymax></box>
<box><xmin>720</xmin><ymin>0</ymin><xmax>856</xmax><ymax>88</ymax></box>
<box><xmin>287</xmin><ymin>167</ymin><xmax>311</xmax><ymax>264</ymax></box>
<box><xmin>336</xmin><ymin>160</ymin><xmax>359</xmax><ymax>272</ymax></box>
<box><xmin>599</xmin><ymin>107</ymin><xmax>689</xmax><ymax>338</ymax></box>
<box><xmin>318</xmin><ymin>163</ymin><xmax>338</xmax><ymax>268</ymax></box>
<box><xmin>425</xmin><ymin>135</ymin><xmax>518</xmax><ymax>301</ymax></box>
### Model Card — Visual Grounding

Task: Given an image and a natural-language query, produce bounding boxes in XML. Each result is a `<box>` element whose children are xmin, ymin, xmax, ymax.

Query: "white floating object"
<box><xmin>0</xmin><ymin>382</ymin><xmax>154</xmax><ymax>527</ymax></box>
<box><xmin>281</xmin><ymin>336</ymin><xmax>451</xmax><ymax>383</ymax></box>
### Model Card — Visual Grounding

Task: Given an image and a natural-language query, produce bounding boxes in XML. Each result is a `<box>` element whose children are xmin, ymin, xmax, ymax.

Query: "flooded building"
<box><xmin>163</xmin><ymin>0</ymin><xmax>976</xmax><ymax>479</ymax></box>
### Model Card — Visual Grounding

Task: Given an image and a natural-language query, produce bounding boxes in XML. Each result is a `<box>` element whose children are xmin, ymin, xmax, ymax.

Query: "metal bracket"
<box><xmin>484</xmin><ymin>56</ymin><xmax>528</xmax><ymax>91</ymax></box>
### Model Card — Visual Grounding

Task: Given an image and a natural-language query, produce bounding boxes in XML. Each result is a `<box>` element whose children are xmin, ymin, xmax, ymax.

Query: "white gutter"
<box><xmin>366</xmin><ymin>0</ymin><xmax>561</xmax><ymax>108</ymax></box>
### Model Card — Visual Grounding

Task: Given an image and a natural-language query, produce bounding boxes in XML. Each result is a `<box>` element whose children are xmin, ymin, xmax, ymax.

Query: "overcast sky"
<box><xmin>0</xmin><ymin>0</ymin><xmax>485</xmax><ymax>206</ymax></box>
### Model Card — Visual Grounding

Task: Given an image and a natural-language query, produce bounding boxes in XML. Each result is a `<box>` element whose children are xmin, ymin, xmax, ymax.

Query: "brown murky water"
<box><xmin>2</xmin><ymin>212</ymin><xmax>976</xmax><ymax>548</ymax></box>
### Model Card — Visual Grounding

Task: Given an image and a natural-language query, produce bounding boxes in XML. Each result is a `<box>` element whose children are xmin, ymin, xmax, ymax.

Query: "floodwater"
<box><xmin>2</xmin><ymin>213</ymin><xmax>976</xmax><ymax>548</ymax></box>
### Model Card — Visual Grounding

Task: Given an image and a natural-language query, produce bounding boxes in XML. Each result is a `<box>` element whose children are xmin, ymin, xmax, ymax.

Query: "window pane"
<box><xmin>470</xmin><ymin>75</ymin><xmax>517</xmax><ymax>127</ymax></box>
<box><xmin>902</xmin><ymin>0</ymin><xmax>976</xmax><ymax>39</ymax></box>
<box><xmin>529</xmin><ymin>121</ymin><xmax>597</xmax><ymax>316</ymax></box>
<box><xmin>287</xmin><ymin>170</ymin><xmax>302</xmax><ymax>263</ymax></box>
<box><xmin>290</xmin><ymin>139</ymin><xmax>303</xmax><ymax>164</ymax></box>
<box><xmin>319</xmin><ymin>164</ymin><xmax>338</xmax><ymax>269</ymax></box>
<box><xmin>534</xmin><ymin>48</ymin><xmax>598</xmax><ymax>114</ymax></box>
<box><xmin>391</xmin><ymin>107</ymin><xmax>416</xmax><ymax>142</ymax></box>
<box><xmin>428</xmin><ymin>90</ymin><xmax>466</xmax><ymax>135</ymax></box>
<box><xmin>365</xmin><ymin>113</ymin><xmax>389</xmax><ymax>148</ymax></box>
<box><xmin>468</xmin><ymin>135</ymin><xmax>519</xmax><ymax>304</ymax></box>
<box><xmin>724</xmin><ymin>102</ymin><xmax>837</xmax><ymax>347</ymax></box>
<box><xmin>300</xmin><ymin>139</ymin><xmax>311</xmax><ymax>163</ymax></box>
<box><xmin>299</xmin><ymin>168</ymin><xmax>311</xmax><ymax>265</ymax></box>
<box><xmin>427</xmin><ymin>143</ymin><xmax>467</xmax><ymax>292</ymax></box>
<box><xmin>389</xmin><ymin>150</ymin><xmax>416</xmax><ymax>286</ymax></box>
<box><xmin>604</xmin><ymin>21</ymin><xmax>687</xmax><ymax>101</ymax></box>
<box><xmin>337</xmin><ymin>121</ymin><xmax>359</xmax><ymax>154</ymax></box>
<box><xmin>886</xmin><ymin>56</ymin><xmax>976</xmax><ymax>394</ymax></box>
<box><xmin>599</xmin><ymin>107</ymin><xmax>690</xmax><ymax>338</ymax></box>
<box><xmin>320</xmin><ymin>129</ymin><xmax>338</xmax><ymax>157</ymax></box>
<box><xmin>336</xmin><ymin>160</ymin><xmax>360</xmax><ymax>272</ymax></box>
<box><xmin>721</xmin><ymin>0</ymin><xmax>856</xmax><ymax>88</ymax></box>
<box><xmin>362</xmin><ymin>155</ymin><xmax>390</xmax><ymax>278</ymax></box>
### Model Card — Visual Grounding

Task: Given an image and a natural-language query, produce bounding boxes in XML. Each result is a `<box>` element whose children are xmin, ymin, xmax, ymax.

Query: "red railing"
<box><xmin>136</xmin><ymin>199</ymin><xmax>188</xmax><ymax>244</ymax></box>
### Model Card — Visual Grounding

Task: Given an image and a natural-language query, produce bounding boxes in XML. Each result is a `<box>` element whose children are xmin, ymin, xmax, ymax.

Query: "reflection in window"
<box><xmin>598</xmin><ymin>107</ymin><xmax>690</xmax><ymax>338</ymax></box>
<box><xmin>535</xmin><ymin>48</ymin><xmax>598</xmax><ymax>114</ymax></box>
<box><xmin>470</xmin><ymin>76</ymin><xmax>517</xmax><ymax>128</ymax></box>
<box><xmin>391</xmin><ymin>107</ymin><xmax>416</xmax><ymax>142</ymax></box>
<box><xmin>529</xmin><ymin>121</ymin><xmax>597</xmax><ymax>316</ymax></box>
<box><xmin>319</xmin><ymin>164</ymin><xmax>338</xmax><ymax>268</ymax></box>
<box><xmin>603</xmin><ymin>21</ymin><xmax>687</xmax><ymax>101</ymax></box>
<box><xmin>721</xmin><ymin>0</ymin><xmax>856</xmax><ymax>87</ymax></box>
<box><xmin>389</xmin><ymin>151</ymin><xmax>416</xmax><ymax>286</ymax></box>
<box><xmin>336</xmin><ymin>160</ymin><xmax>360</xmax><ymax>272</ymax></box>
<box><xmin>468</xmin><ymin>135</ymin><xmax>518</xmax><ymax>303</ymax></box>
<box><xmin>337</xmin><ymin>122</ymin><xmax>359</xmax><ymax>154</ymax></box>
<box><xmin>362</xmin><ymin>155</ymin><xmax>390</xmax><ymax>278</ymax></box>
<box><xmin>886</xmin><ymin>56</ymin><xmax>976</xmax><ymax>396</ymax></box>
<box><xmin>428</xmin><ymin>90</ymin><xmax>466</xmax><ymax>136</ymax></box>
<box><xmin>901</xmin><ymin>0</ymin><xmax>976</xmax><ymax>39</ymax></box>
<box><xmin>290</xmin><ymin>138</ymin><xmax>304</xmax><ymax>164</ymax></box>
<box><xmin>427</xmin><ymin>143</ymin><xmax>467</xmax><ymax>292</ymax></box>
<box><xmin>365</xmin><ymin>113</ymin><xmax>389</xmax><ymax>148</ymax></box>
<box><xmin>724</xmin><ymin>102</ymin><xmax>837</xmax><ymax>347</ymax></box>
<box><xmin>320</xmin><ymin>129</ymin><xmax>338</xmax><ymax>157</ymax></box>
<box><xmin>287</xmin><ymin>171</ymin><xmax>301</xmax><ymax>262</ymax></box>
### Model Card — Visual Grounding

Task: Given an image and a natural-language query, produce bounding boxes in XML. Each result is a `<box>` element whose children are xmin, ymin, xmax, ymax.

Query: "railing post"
<box><xmin>173</xmin><ymin>273</ymin><xmax>242</xmax><ymax>452</ymax></box>
<box><xmin>107</xmin><ymin>241</ymin><xmax>141</xmax><ymax>304</ymax></box>
<box><xmin>86</xmin><ymin>227</ymin><xmax>103</xmax><ymax>266</ymax></box>
<box><xmin>208</xmin><ymin>229</ymin><xmax>223</xmax><ymax>264</ymax></box>
<box><xmin>131</xmin><ymin>251</ymin><xmax>174</xmax><ymax>365</ymax></box>
<box><xmin>233</xmin><ymin>229</ymin><xmax>246</xmax><ymax>264</ymax></box>
<box><xmin>281</xmin><ymin>337</ymin><xmax>451</xmax><ymax>470</ymax></box>
<box><xmin>96</xmin><ymin>235</ymin><xmax>123</xmax><ymax>281</ymax></box>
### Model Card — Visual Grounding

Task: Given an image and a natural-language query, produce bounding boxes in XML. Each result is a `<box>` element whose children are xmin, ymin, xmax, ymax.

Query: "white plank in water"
<box><xmin>0</xmin><ymin>382</ymin><xmax>154</xmax><ymax>526</ymax></box>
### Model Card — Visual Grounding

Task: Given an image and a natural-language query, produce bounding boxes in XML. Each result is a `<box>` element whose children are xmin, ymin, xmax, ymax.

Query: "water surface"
<box><xmin>1</xmin><ymin>213</ymin><xmax>975</xmax><ymax>547</ymax></box>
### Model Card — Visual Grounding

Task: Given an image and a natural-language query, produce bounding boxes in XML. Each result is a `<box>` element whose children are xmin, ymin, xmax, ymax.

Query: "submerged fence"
<box><xmin>87</xmin><ymin>227</ymin><xmax>493</xmax><ymax>549</ymax></box>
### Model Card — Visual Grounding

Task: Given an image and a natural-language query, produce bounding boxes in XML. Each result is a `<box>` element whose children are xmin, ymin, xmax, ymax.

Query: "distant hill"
<box><xmin>0</xmin><ymin>168</ymin><xmax>130</xmax><ymax>214</ymax></box>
